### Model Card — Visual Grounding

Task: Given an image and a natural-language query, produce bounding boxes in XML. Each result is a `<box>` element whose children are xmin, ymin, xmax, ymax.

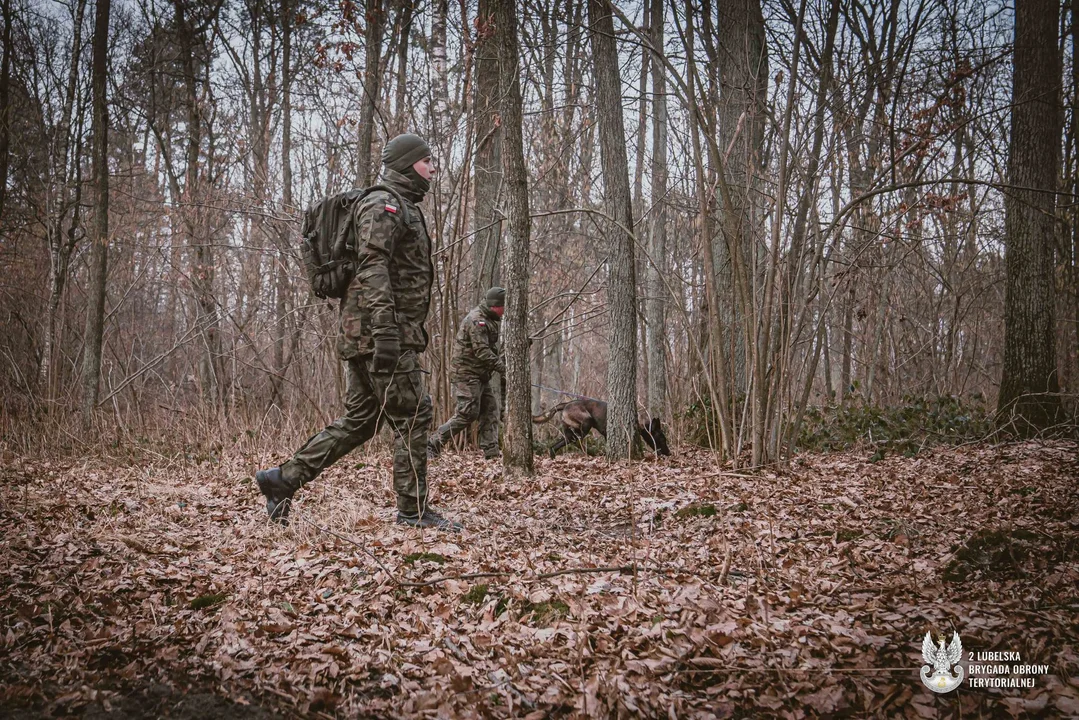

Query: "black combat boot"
<box><xmin>255</xmin><ymin>467</ymin><xmax>296</xmax><ymax>525</ymax></box>
<box><xmin>396</xmin><ymin>508</ymin><xmax>463</xmax><ymax>532</ymax></box>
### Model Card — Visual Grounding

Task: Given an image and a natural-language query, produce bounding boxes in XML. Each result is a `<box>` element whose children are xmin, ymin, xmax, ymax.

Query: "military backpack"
<box><xmin>299</xmin><ymin>185</ymin><xmax>410</xmax><ymax>299</ymax></box>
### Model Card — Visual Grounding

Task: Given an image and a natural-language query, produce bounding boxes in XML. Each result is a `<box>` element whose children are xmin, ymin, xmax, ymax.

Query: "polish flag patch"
<box><xmin>385</xmin><ymin>204</ymin><xmax>398</xmax><ymax>214</ymax></box>
<box><xmin>477</xmin><ymin>321</ymin><xmax>486</xmax><ymax>327</ymax></box>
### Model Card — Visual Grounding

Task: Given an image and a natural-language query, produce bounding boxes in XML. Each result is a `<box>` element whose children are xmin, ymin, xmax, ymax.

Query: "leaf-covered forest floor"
<box><xmin>2</xmin><ymin>440</ymin><xmax>1078</xmax><ymax>719</ymax></box>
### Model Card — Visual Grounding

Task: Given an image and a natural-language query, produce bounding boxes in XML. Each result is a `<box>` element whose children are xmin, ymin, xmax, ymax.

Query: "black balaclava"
<box><xmin>381</xmin><ymin>133</ymin><xmax>432</xmax><ymax>199</ymax></box>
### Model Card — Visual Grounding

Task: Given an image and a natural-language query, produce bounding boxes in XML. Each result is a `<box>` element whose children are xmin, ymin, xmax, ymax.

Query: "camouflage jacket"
<box><xmin>450</xmin><ymin>302</ymin><xmax>504</xmax><ymax>381</ymax></box>
<box><xmin>338</xmin><ymin>169</ymin><xmax>434</xmax><ymax>360</ymax></box>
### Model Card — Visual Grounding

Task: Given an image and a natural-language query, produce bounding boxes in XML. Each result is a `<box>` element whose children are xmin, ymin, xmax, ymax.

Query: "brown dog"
<box><xmin>532</xmin><ymin>398</ymin><xmax>671</xmax><ymax>458</ymax></box>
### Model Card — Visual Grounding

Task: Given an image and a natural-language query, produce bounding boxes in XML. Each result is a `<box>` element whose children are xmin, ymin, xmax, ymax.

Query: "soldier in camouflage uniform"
<box><xmin>428</xmin><ymin>287</ymin><xmax>506</xmax><ymax>460</ymax></box>
<box><xmin>256</xmin><ymin>134</ymin><xmax>462</xmax><ymax>531</ymax></box>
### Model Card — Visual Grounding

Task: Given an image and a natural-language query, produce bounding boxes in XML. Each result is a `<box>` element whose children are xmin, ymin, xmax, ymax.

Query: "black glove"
<box><xmin>371</xmin><ymin>336</ymin><xmax>401</xmax><ymax>373</ymax></box>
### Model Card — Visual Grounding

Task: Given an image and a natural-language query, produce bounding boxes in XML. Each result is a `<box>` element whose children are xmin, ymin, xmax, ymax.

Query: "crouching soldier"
<box><xmin>255</xmin><ymin>133</ymin><xmax>462</xmax><ymax>531</ymax></box>
<box><xmin>428</xmin><ymin>287</ymin><xmax>505</xmax><ymax>460</ymax></box>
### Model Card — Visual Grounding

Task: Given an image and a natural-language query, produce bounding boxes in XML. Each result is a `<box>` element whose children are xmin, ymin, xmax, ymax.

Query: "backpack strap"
<box><xmin>341</xmin><ymin>185</ymin><xmax>413</xmax><ymax>257</ymax></box>
<box><xmin>361</xmin><ymin>185</ymin><xmax>412</xmax><ymax>221</ymax></box>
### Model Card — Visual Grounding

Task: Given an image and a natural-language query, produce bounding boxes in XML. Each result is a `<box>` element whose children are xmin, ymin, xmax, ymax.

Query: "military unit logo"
<box><xmin>920</xmin><ymin>631</ymin><xmax>965</xmax><ymax>693</ymax></box>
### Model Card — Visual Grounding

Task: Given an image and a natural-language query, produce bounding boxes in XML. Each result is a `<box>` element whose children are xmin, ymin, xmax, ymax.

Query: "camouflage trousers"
<box><xmin>280</xmin><ymin>351</ymin><xmax>433</xmax><ymax>514</ymax></box>
<box><xmin>429</xmin><ymin>377</ymin><xmax>500</xmax><ymax>457</ymax></box>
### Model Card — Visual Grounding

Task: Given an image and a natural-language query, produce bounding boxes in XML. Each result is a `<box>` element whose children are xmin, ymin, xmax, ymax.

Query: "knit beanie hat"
<box><xmin>382</xmin><ymin>133</ymin><xmax>432</xmax><ymax>173</ymax></box>
<box><xmin>485</xmin><ymin>286</ymin><xmax>506</xmax><ymax>307</ymax></box>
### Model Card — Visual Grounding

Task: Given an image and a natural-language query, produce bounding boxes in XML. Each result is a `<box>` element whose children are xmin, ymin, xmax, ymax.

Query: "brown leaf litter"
<box><xmin>1</xmin><ymin>441</ymin><xmax>1077</xmax><ymax>718</ymax></box>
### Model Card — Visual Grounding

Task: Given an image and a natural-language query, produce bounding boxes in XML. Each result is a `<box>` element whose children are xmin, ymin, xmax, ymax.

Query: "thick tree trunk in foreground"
<box><xmin>997</xmin><ymin>0</ymin><xmax>1063</xmax><ymax>434</ymax></box>
<box><xmin>81</xmin><ymin>0</ymin><xmax>111</xmax><ymax>424</ymax></box>
<box><xmin>495</xmin><ymin>0</ymin><xmax>533</xmax><ymax>477</ymax></box>
<box><xmin>589</xmin><ymin>0</ymin><xmax>638</xmax><ymax>460</ymax></box>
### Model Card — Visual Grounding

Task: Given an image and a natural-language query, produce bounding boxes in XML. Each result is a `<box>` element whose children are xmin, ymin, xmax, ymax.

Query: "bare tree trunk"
<box><xmin>997</xmin><ymin>0</ymin><xmax>1063</xmax><ymax>433</ymax></box>
<box><xmin>532</xmin><ymin>338</ymin><xmax>544</xmax><ymax>415</ymax></box>
<box><xmin>769</xmin><ymin>0</ymin><xmax>835</xmax><ymax>457</ymax></box>
<box><xmin>392</xmin><ymin>0</ymin><xmax>413</xmax><ymax>134</ymax></box>
<box><xmin>840</xmin><ymin>282</ymin><xmax>854</xmax><ymax>402</ymax></box>
<box><xmin>356</xmin><ymin>0</ymin><xmax>384</xmax><ymax>186</ymax></box>
<box><xmin>1058</xmin><ymin>3</ymin><xmax>1078</xmax><ymax>404</ymax></box>
<box><xmin>682</xmin><ymin>8</ymin><xmax>733</xmax><ymax>456</ymax></box>
<box><xmin>0</xmin><ymin>0</ymin><xmax>12</xmax><ymax>219</ymax></box>
<box><xmin>630</xmin><ymin>6</ymin><xmax>650</xmax><ymax>410</ymax></box>
<box><xmin>274</xmin><ymin>0</ymin><xmax>294</xmax><ymax>403</ymax></box>
<box><xmin>753</xmin><ymin>0</ymin><xmax>800</xmax><ymax>466</ymax></box>
<box><xmin>838</xmin><ymin>126</ymin><xmax>872</xmax><ymax>407</ymax></box>
<box><xmin>631</xmin><ymin>2</ymin><xmax>649</xmax><ymax>216</ymax></box>
<box><xmin>821</xmin><ymin>261</ymin><xmax>834</xmax><ymax>401</ymax></box>
<box><xmin>241</xmin><ymin>0</ymin><xmax>273</xmax><ymax>397</ymax></box>
<box><xmin>716</xmin><ymin>0</ymin><xmax>768</xmax><ymax>397</ymax></box>
<box><xmin>431</xmin><ymin>0</ymin><xmax>448</xmax><ymax>135</ymax></box>
<box><xmin>39</xmin><ymin>0</ymin><xmax>87</xmax><ymax>395</ymax></box>
<box><xmin>81</xmin><ymin>0</ymin><xmax>110</xmax><ymax>424</ymax></box>
<box><xmin>174</xmin><ymin>0</ymin><xmax>221</xmax><ymax>406</ymax></box>
<box><xmin>429</xmin><ymin>0</ymin><xmax>451</xmax><ymax>246</ymax></box>
<box><xmin>495</xmin><ymin>0</ymin><xmax>533</xmax><ymax>477</ymax></box>
<box><xmin>645</xmin><ymin>0</ymin><xmax>667</xmax><ymax>422</ymax></box>
<box><xmin>589</xmin><ymin>0</ymin><xmax>638</xmax><ymax>460</ymax></box>
<box><xmin>472</xmin><ymin>0</ymin><xmax>502</xmax><ymax>301</ymax></box>
<box><xmin>1070</xmin><ymin>2</ymin><xmax>1079</xmax><ymax>400</ymax></box>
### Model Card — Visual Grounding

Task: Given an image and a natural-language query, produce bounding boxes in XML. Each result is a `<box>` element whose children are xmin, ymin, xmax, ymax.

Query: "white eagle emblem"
<box><xmin>920</xmin><ymin>631</ymin><xmax>964</xmax><ymax>693</ymax></box>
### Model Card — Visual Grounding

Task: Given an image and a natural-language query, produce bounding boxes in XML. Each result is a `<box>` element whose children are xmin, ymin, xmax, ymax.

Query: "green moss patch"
<box><xmin>462</xmin><ymin>584</ymin><xmax>489</xmax><ymax>605</ymax></box>
<box><xmin>676</xmin><ymin>503</ymin><xmax>717</xmax><ymax>519</ymax></box>
<box><xmin>189</xmin><ymin>593</ymin><xmax>227</xmax><ymax>611</ymax></box>
<box><xmin>521</xmin><ymin>599</ymin><xmax>570</xmax><ymax>626</ymax></box>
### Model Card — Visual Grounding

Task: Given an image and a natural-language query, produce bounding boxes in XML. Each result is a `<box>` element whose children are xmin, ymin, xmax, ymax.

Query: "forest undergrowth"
<box><xmin>1</xmin><ymin>436</ymin><xmax>1077</xmax><ymax>718</ymax></box>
